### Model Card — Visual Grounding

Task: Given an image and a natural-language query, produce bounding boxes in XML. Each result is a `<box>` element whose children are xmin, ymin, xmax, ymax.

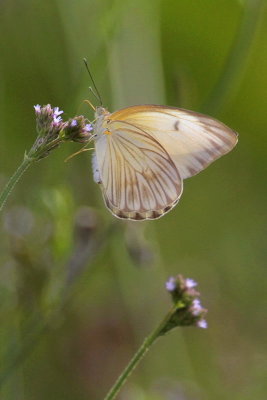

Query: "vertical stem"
<box><xmin>202</xmin><ymin>0</ymin><xmax>266</xmax><ymax>114</ymax></box>
<box><xmin>0</xmin><ymin>156</ymin><xmax>34</xmax><ymax>212</ymax></box>
<box><xmin>103</xmin><ymin>307</ymin><xmax>175</xmax><ymax>400</ymax></box>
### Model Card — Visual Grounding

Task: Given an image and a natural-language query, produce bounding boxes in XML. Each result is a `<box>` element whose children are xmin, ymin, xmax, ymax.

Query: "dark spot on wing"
<box><xmin>116</xmin><ymin>211</ymin><xmax>128</xmax><ymax>219</ymax></box>
<box><xmin>174</xmin><ymin>120</ymin><xmax>180</xmax><ymax>131</ymax></box>
<box><xmin>134</xmin><ymin>212</ymin><xmax>145</xmax><ymax>220</ymax></box>
<box><xmin>151</xmin><ymin>211</ymin><xmax>162</xmax><ymax>219</ymax></box>
<box><xmin>164</xmin><ymin>205</ymin><xmax>172</xmax><ymax>212</ymax></box>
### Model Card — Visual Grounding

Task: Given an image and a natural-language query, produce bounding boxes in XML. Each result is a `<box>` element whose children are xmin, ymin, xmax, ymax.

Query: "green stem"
<box><xmin>0</xmin><ymin>135</ymin><xmax>63</xmax><ymax>213</ymax></box>
<box><xmin>0</xmin><ymin>155</ymin><xmax>34</xmax><ymax>213</ymax></box>
<box><xmin>103</xmin><ymin>306</ymin><xmax>175</xmax><ymax>400</ymax></box>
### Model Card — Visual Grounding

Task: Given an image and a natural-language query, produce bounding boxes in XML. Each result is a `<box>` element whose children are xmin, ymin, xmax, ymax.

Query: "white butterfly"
<box><xmin>90</xmin><ymin>104</ymin><xmax>238</xmax><ymax>221</ymax></box>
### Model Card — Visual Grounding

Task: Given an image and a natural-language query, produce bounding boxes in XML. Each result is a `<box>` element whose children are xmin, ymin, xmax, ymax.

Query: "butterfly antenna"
<box><xmin>89</xmin><ymin>86</ymin><xmax>101</xmax><ymax>104</ymax></box>
<box><xmin>83</xmin><ymin>58</ymin><xmax>103</xmax><ymax>106</ymax></box>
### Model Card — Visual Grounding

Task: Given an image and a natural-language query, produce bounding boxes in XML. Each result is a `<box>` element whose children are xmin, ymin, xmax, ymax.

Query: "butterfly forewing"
<box><xmin>109</xmin><ymin>105</ymin><xmax>238</xmax><ymax>179</ymax></box>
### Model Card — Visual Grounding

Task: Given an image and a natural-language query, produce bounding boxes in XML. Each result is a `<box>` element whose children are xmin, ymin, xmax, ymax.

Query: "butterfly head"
<box><xmin>93</xmin><ymin>106</ymin><xmax>111</xmax><ymax>138</ymax></box>
<box><xmin>95</xmin><ymin>106</ymin><xmax>109</xmax><ymax>118</ymax></box>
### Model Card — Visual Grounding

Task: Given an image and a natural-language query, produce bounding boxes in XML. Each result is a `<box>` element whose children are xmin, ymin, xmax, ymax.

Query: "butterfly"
<box><xmin>90</xmin><ymin>104</ymin><xmax>238</xmax><ymax>221</ymax></box>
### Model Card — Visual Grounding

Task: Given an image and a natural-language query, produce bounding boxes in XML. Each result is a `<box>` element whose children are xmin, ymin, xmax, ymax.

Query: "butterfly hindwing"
<box><xmin>94</xmin><ymin>120</ymin><xmax>183</xmax><ymax>220</ymax></box>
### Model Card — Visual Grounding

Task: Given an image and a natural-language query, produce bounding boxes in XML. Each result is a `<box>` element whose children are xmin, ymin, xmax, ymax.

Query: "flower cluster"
<box><xmin>62</xmin><ymin>116</ymin><xmax>93</xmax><ymax>143</ymax></box>
<box><xmin>34</xmin><ymin>104</ymin><xmax>64</xmax><ymax>138</ymax></box>
<box><xmin>28</xmin><ymin>104</ymin><xmax>94</xmax><ymax>161</ymax></box>
<box><xmin>160</xmin><ymin>275</ymin><xmax>207</xmax><ymax>335</ymax></box>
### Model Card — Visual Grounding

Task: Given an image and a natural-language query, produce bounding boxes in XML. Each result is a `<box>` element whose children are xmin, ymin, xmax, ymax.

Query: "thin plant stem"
<box><xmin>0</xmin><ymin>136</ymin><xmax>63</xmax><ymax>213</ymax></box>
<box><xmin>103</xmin><ymin>305</ymin><xmax>176</xmax><ymax>400</ymax></box>
<box><xmin>0</xmin><ymin>156</ymin><xmax>34</xmax><ymax>212</ymax></box>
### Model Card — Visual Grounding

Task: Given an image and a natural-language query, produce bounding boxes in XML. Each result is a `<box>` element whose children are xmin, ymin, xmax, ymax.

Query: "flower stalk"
<box><xmin>103</xmin><ymin>275</ymin><xmax>207</xmax><ymax>400</ymax></box>
<box><xmin>0</xmin><ymin>155</ymin><xmax>34</xmax><ymax>212</ymax></box>
<box><xmin>103</xmin><ymin>306</ymin><xmax>176</xmax><ymax>400</ymax></box>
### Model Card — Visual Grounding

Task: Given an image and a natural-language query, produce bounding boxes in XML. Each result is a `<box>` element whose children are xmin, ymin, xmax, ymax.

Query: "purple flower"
<box><xmin>192</xmin><ymin>298</ymin><xmax>203</xmax><ymax>315</ymax></box>
<box><xmin>61</xmin><ymin>116</ymin><xmax>93</xmax><ymax>143</ymax></box>
<box><xmin>165</xmin><ymin>277</ymin><xmax>176</xmax><ymax>292</ymax></box>
<box><xmin>70</xmin><ymin>120</ymin><xmax>78</xmax><ymax>127</ymax></box>
<box><xmin>197</xmin><ymin>319</ymin><xmax>208</xmax><ymax>329</ymax></box>
<box><xmin>185</xmin><ymin>278</ymin><xmax>197</xmax><ymax>289</ymax></box>
<box><xmin>85</xmin><ymin>123</ymin><xmax>93</xmax><ymax>132</ymax></box>
<box><xmin>34</xmin><ymin>104</ymin><xmax>64</xmax><ymax>134</ymax></box>
<box><xmin>162</xmin><ymin>274</ymin><xmax>208</xmax><ymax>334</ymax></box>
<box><xmin>53</xmin><ymin>107</ymin><xmax>64</xmax><ymax>116</ymax></box>
<box><xmin>32</xmin><ymin>104</ymin><xmax>66</xmax><ymax>160</ymax></box>
<box><xmin>34</xmin><ymin>104</ymin><xmax>41</xmax><ymax>113</ymax></box>
<box><xmin>53</xmin><ymin>115</ymin><xmax>62</xmax><ymax>125</ymax></box>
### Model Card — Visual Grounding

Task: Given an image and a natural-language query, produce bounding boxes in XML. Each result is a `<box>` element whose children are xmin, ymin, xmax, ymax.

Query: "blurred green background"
<box><xmin>0</xmin><ymin>0</ymin><xmax>267</xmax><ymax>399</ymax></box>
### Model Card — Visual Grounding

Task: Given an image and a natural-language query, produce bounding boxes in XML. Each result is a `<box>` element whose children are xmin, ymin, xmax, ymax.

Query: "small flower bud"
<box><xmin>197</xmin><ymin>319</ymin><xmax>208</xmax><ymax>329</ymax></box>
<box><xmin>160</xmin><ymin>274</ymin><xmax>208</xmax><ymax>335</ymax></box>
<box><xmin>165</xmin><ymin>277</ymin><xmax>176</xmax><ymax>292</ymax></box>
<box><xmin>62</xmin><ymin>117</ymin><xmax>93</xmax><ymax>143</ymax></box>
<box><xmin>185</xmin><ymin>278</ymin><xmax>197</xmax><ymax>289</ymax></box>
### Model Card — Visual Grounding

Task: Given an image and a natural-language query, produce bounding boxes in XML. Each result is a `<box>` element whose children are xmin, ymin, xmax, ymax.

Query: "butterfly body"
<box><xmin>91</xmin><ymin>105</ymin><xmax>238</xmax><ymax>221</ymax></box>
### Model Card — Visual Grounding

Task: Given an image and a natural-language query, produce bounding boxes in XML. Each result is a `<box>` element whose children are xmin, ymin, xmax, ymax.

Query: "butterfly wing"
<box><xmin>109</xmin><ymin>105</ymin><xmax>238</xmax><ymax>179</ymax></box>
<box><xmin>94</xmin><ymin>121</ymin><xmax>183</xmax><ymax>220</ymax></box>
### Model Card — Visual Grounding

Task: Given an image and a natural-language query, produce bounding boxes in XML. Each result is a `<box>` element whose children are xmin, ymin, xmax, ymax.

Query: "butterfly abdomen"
<box><xmin>92</xmin><ymin>152</ymin><xmax>102</xmax><ymax>184</ymax></box>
